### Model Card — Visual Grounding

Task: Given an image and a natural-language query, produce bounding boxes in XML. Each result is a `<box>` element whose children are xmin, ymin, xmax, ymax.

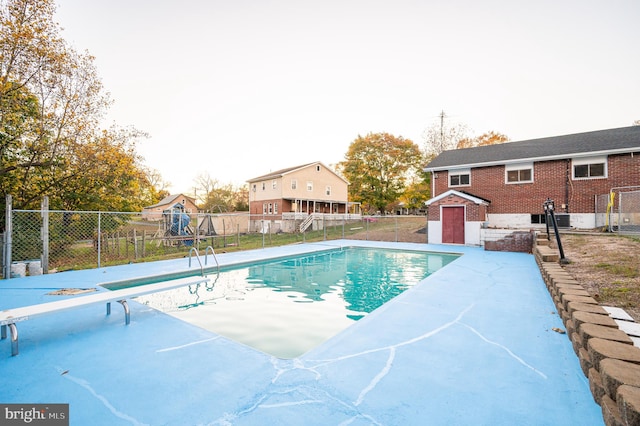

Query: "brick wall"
<box><xmin>433</xmin><ymin>153</ymin><xmax>640</xmax><ymax>215</ymax></box>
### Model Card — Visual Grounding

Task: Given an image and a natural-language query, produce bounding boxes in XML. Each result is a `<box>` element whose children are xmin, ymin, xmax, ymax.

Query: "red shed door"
<box><xmin>442</xmin><ymin>206</ymin><xmax>465</xmax><ymax>244</ymax></box>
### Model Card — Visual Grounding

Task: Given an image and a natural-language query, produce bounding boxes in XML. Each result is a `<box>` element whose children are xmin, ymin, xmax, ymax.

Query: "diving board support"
<box><xmin>1</xmin><ymin>324</ymin><xmax>18</xmax><ymax>357</ymax></box>
<box><xmin>106</xmin><ymin>300</ymin><xmax>130</xmax><ymax>325</ymax></box>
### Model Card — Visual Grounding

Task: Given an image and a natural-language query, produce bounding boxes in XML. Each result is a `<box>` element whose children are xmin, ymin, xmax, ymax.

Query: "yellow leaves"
<box><xmin>456</xmin><ymin>131</ymin><xmax>510</xmax><ymax>149</ymax></box>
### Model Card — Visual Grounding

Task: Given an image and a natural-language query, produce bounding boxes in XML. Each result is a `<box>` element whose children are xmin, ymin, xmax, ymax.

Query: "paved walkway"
<box><xmin>0</xmin><ymin>241</ymin><xmax>603</xmax><ymax>425</ymax></box>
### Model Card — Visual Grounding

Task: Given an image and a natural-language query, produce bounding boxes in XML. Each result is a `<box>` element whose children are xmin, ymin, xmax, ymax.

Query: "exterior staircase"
<box><xmin>299</xmin><ymin>214</ymin><xmax>317</xmax><ymax>232</ymax></box>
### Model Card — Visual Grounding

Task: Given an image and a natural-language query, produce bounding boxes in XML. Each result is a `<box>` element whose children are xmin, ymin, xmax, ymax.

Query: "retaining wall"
<box><xmin>535</xmin><ymin>240</ymin><xmax>640</xmax><ymax>426</ymax></box>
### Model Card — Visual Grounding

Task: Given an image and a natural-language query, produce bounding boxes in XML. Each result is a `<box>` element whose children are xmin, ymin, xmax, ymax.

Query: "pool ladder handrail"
<box><xmin>188</xmin><ymin>247</ymin><xmax>205</xmax><ymax>276</ymax></box>
<box><xmin>204</xmin><ymin>246</ymin><xmax>220</xmax><ymax>272</ymax></box>
<box><xmin>188</xmin><ymin>247</ymin><xmax>220</xmax><ymax>276</ymax></box>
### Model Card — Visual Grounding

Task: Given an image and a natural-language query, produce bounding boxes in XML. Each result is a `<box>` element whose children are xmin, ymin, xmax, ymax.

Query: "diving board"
<box><xmin>1</xmin><ymin>275</ymin><xmax>211</xmax><ymax>356</ymax></box>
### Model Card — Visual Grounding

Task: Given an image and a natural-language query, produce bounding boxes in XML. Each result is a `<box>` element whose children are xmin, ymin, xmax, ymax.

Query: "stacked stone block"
<box><xmin>535</xmin><ymin>236</ymin><xmax>640</xmax><ymax>426</ymax></box>
<box><xmin>484</xmin><ymin>230</ymin><xmax>535</xmax><ymax>253</ymax></box>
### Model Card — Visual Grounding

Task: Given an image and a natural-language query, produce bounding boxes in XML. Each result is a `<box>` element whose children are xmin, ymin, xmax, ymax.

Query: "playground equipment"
<box><xmin>162</xmin><ymin>203</ymin><xmax>194</xmax><ymax>246</ymax></box>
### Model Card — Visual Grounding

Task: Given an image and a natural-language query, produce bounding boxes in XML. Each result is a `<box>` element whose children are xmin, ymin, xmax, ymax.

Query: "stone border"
<box><xmin>535</xmin><ymin>236</ymin><xmax>640</xmax><ymax>426</ymax></box>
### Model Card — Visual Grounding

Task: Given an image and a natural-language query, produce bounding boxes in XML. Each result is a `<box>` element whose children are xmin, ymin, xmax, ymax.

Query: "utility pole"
<box><xmin>439</xmin><ymin>110</ymin><xmax>446</xmax><ymax>153</ymax></box>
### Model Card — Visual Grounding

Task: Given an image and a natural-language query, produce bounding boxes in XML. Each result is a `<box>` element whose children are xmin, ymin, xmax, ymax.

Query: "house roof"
<box><xmin>246</xmin><ymin>161</ymin><xmax>349</xmax><ymax>184</ymax></box>
<box><xmin>143</xmin><ymin>194</ymin><xmax>195</xmax><ymax>209</ymax></box>
<box><xmin>425</xmin><ymin>126</ymin><xmax>640</xmax><ymax>171</ymax></box>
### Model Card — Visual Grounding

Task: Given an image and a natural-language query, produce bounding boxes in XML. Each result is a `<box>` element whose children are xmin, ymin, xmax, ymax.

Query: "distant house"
<box><xmin>424</xmin><ymin>126</ymin><xmax>640</xmax><ymax>245</ymax></box>
<box><xmin>141</xmin><ymin>194</ymin><xmax>198</xmax><ymax>221</ymax></box>
<box><xmin>247</xmin><ymin>162</ymin><xmax>354</xmax><ymax>232</ymax></box>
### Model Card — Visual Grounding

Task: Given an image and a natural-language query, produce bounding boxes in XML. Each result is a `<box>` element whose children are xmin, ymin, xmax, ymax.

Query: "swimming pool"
<box><xmin>135</xmin><ymin>247</ymin><xmax>459</xmax><ymax>358</ymax></box>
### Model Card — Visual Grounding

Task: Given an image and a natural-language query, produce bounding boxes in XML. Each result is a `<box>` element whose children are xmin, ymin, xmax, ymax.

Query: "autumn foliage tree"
<box><xmin>339</xmin><ymin>132</ymin><xmax>423</xmax><ymax>214</ymax></box>
<box><xmin>456</xmin><ymin>131</ymin><xmax>510</xmax><ymax>149</ymax></box>
<box><xmin>0</xmin><ymin>0</ymin><xmax>155</xmax><ymax>220</ymax></box>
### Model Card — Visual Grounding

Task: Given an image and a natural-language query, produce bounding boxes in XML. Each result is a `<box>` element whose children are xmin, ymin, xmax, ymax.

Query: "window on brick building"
<box><xmin>572</xmin><ymin>156</ymin><xmax>607</xmax><ymax>179</ymax></box>
<box><xmin>531</xmin><ymin>214</ymin><xmax>546</xmax><ymax>224</ymax></box>
<box><xmin>449</xmin><ymin>169</ymin><xmax>470</xmax><ymax>187</ymax></box>
<box><xmin>505</xmin><ymin>163</ymin><xmax>533</xmax><ymax>183</ymax></box>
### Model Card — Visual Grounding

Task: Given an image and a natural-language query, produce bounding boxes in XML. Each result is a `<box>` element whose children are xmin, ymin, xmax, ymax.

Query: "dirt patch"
<box><xmin>47</xmin><ymin>288</ymin><xmax>97</xmax><ymax>296</ymax></box>
<box><xmin>557</xmin><ymin>233</ymin><xmax>640</xmax><ymax>321</ymax></box>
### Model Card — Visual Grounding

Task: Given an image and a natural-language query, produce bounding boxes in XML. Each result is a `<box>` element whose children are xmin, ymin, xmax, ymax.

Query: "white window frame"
<box><xmin>572</xmin><ymin>156</ymin><xmax>607</xmax><ymax>180</ymax></box>
<box><xmin>291</xmin><ymin>179</ymin><xmax>297</xmax><ymax>190</ymax></box>
<box><xmin>326</xmin><ymin>185</ymin><xmax>331</xmax><ymax>196</ymax></box>
<box><xmin>272</xmin><ymin>179</ymin><xmax>277</xmax><ymax>189</ymax></box>
<box><xmin>262</xmin><ymin>203</ymin><xmax>267</xmax><ymax>214</ymax></box>
<box><xmin>307</xmin><ymin>181</ymin><xmax>313</xmax><ymax>191</ymax></box>
<box><xmin>274</xmin><ymin>202</ymin><xmax>278</xmax><ymax>214</ymax></box>
<box><xmin>505</xmin><ymin>162</ymin><xmax>534</xmax><ymax>184</ymax></box>
<box><xmin>449</xmin><ymin>168</ymin><xmax>471</xmax><ymax>187</ymax></box>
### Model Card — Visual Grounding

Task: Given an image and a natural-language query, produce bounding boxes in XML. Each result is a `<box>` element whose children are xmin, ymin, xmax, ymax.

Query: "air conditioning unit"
<box><xmin>555</xmin><ymin>214</ymin><xmax>570</xmax><ymax>228</ymax></box>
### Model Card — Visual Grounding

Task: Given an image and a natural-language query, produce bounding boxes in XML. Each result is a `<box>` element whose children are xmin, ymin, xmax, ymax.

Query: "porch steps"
<box><xmin>299</xmin><ymin>214</ymin><xmax>316</xmax><ymax>232</ymax></box>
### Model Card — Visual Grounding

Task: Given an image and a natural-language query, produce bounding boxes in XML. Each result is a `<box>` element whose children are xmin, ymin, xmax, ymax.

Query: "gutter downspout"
<box><xmin>565</xmin><ymin>159</ymin><xmax>570</xmax><ymax>213</ymax></box>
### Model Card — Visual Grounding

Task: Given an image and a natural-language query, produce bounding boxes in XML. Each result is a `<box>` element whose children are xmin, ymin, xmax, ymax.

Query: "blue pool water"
<box><xmin>136</xmin><ymin>247</ymin><xmax>459</xmax><ymax>358</ymax></box>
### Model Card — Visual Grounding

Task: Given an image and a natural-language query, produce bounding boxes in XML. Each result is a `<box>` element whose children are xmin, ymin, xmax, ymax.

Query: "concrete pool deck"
<box><xmin>0</xmin><ymin>240</ymin><xmax>603</xmax><ymax>425</ymax></box>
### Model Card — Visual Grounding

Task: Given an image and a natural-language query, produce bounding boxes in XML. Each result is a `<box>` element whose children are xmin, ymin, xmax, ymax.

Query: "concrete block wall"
<box><xmin>535</xmin><ymin>242</ymin><xmax>640</xmax><ymax>426</ymax></box>
<box><xmin>483</xmin><ymin>229</ymin><xmax>534</xmax><ymax>253</ymax></box>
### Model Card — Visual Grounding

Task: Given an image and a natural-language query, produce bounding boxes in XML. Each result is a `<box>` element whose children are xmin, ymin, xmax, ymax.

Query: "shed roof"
<box><xmin>143</xmin><ymin>194</ymin><xmax>195</xmax><ymax>210</ymax></box>
<box><xmin>425</xmin><ymin>126</ymin><xmax>640</xmax><ymax>171</ymax></box>
<box><xmin>425</xmin><ymin>189</ymin><xmax>489</xmax><ymax>206</ymax></box>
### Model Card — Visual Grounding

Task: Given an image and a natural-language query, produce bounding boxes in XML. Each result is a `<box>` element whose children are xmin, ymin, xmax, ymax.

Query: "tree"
<box><xmin>193</xmin><ymin>172</ymin><xmax>248</xmax><ymax>212</ymax></box>
<box><xmin>0</xmin><ymin>0</ymin><xmax>154</xmax><ymax>218</ymax></box>
<box><xmin>339</xmin><ymin>132</ymin><xmax>423</xmax><ymax>214</ymax></box>
<box><xmin>396</xmin><ymin>174</ymin><xmax>431</xmax><ymax>212</ymax></box>
<box><xmin>141</xmin><ymin>166</ymin><xmax>170</xmax><ymax>206</ymax></box>
<box><xmin>422</xmin><ymin>111</ymin><xmax>472</xmax><ymax>156</ymax></box>
<box><xmin>456</xmin><ymin>131</ymin><xmax>510</xmax><ymax>149</ymax></box>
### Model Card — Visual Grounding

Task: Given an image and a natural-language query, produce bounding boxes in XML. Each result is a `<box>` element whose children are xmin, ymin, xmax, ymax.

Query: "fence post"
<box><xmin>4</xmin><ymin>195</ymin><xmax>12</xmax><ymax>279</ymax></box>
<box><xmin>41</xmin><ymin>196</ymin><xmax>49</xmax><ymax>274</ymax></box>
<box><xmin>323</xmin><ymin>214</ymin><xmax>326</xmax><ymax>241</ymax></box>
<box><xmin>97</xmin><ymin>212</ymin><xmax>101</xmax><ymax>268</ymax></box>
<box><xmin>395</xmin><ymin>216</ymin><xmax>398</xmax><ymax>242</ymax></box>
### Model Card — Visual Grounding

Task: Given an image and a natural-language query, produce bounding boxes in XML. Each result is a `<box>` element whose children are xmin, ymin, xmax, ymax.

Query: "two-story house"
<box><xmin>247</xmin><ymin>162</ymin><xmax>351</xmax><ymax>232</ymax></box>
<box><xmin>424</xmin><ymin>126</ymin><xmax>640</xmax><ymax>245</ymax></box>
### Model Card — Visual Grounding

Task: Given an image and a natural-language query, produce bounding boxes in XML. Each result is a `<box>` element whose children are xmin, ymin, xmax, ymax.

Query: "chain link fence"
<box><xmin>2</xmin><ymin>197</ymin><xmax>428</xmax><ymax>278</ymax></box>
<box><xmin>595</xmin><ymin>187</ymin><xmax>640</xmax><ymax>234</ymax></box>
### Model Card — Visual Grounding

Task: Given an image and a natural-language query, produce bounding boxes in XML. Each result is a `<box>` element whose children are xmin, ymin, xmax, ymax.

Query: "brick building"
<box><xmin>424</xmin><ymin>126</ymin><xmax>640</xmax><ymax>244</ymax></box>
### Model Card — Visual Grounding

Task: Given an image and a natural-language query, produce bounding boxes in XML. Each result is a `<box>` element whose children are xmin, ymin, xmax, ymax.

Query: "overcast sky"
<box><xmin>54</xmin><ymin>0</ymin><xmax>640</xmax><ymax>193</ymax></box>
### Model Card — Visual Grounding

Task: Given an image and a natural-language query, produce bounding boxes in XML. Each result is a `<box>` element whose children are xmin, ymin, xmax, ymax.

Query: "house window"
<box><xmin>274</xmin><ymin>202</ymin><xmax>278</xmax><ymax>214</ymax></box>
<box><xmin>252</xmin><ymin>184</ymin><xmax>257</xmax><ymax>192</ymax></box>
<box><xmin>449</xmin><ymin>169</ymin><xmax>470</xmax><ymax>187</ymax></box>
<box><xmin>291</xmin><ymin>179</ymin><xmax>297</xmax><ymax>190</ymax></box>
<box><xmin>268</xmin><ymin>203</ymin><xmax>273</xmax><ymax>214</ymax></box>
<box><xmin>573</xmin><ymin>157</ymin><xmax>606</xmax><ymax>179</ymax></box>
<box><xmin>505</xmin><ymin>163</ymin><xmax>533</xmax><ymax>184</ymax></box>
<box><xmin>272</xmin><ymin>180</ymin><xmax>277</xmax><ymax>189</ymax></box>
<box><xmin>262</xmin><ymin>203</ymin><xmax>267</xmax><ymax>214</ymax></box>
<box><xmin>531</xmin><ymin>214</ymin><xmax>546</xmax><ymax>224</ymax></box>
<box><xmin>326</xmin><ymin>186</ymin><xmax>331</xmax><ymax>196</ymax></box>
<box><xmin>316</xmin><ymin>165</ymin><xmax>321</xmax><ymax>172</ymax></box>
<box><xmin>307</xmin><ymin>181</ymin><xmax>313</xmax><ymax>191</ymax></box>
<box><xmin>262</xmin><ymin>182</ymin><xmax>265</xmax><ymax>190</ymax></box>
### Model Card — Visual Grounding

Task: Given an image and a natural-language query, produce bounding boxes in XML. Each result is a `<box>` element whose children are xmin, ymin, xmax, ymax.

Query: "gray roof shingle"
<box><xmin>425</xmin><ymin>126</ymin><xmax>640</xmax><ymax>171</ymax></box>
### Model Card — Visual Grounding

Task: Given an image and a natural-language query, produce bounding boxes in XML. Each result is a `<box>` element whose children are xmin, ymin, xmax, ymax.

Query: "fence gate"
<box><xmin>597</xmin><ymin>187</ymin><xmax>640</xmax><ymax>234</ymax></box>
